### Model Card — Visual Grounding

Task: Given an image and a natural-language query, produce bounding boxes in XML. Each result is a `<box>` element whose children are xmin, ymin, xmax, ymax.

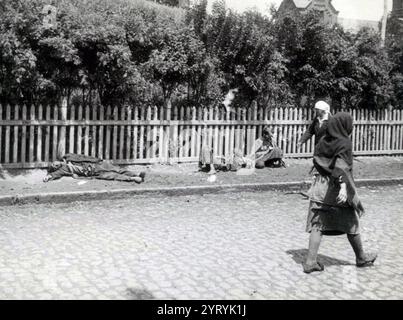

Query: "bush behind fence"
<box><xmin>1</xmin><ymin>104</ymin><xmax>403</xmax><ymax>169</ymax></box>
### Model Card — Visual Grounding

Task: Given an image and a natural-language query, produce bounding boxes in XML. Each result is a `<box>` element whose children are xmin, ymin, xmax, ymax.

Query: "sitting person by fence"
<box><xmin>199</xmin><ymin>127</ymin><xmax>285</xmax><ymax>173</ymax></box>
<box><xmin>253</xmin><ymin>126</ymin><xmax>286</xmax><ymax>169</ymax></box>
<box><xmin>43</xmin><ymin>153</ymin><xmax>146</xmax><ymax>183</ymax></box>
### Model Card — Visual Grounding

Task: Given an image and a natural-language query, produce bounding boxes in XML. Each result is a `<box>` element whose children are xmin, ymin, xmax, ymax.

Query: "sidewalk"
<box><xmin>1</xmin><ymin>156</ymin><xmax>403</xmax><ymax>206</ymax></box>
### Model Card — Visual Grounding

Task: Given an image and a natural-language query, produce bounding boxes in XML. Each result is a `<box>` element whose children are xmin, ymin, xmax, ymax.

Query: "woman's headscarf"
<box><xmin>314</xmin><ymin>101</ymin><xmax>330</xmax><ymax>114</ymax></box>
<box><xmin>262</xmin><ymin>126</ymin><xmax>273</xmax><ymax>142</ymax></box>
<box><xmin>262</xmin><ymin>126</ymin><xmax>271</xmax><ymax>136</ymax></box>
<box><xmin>314</xmin><ymin>112</ymin><xmax>353</xmax><ymax>168</ymax></box>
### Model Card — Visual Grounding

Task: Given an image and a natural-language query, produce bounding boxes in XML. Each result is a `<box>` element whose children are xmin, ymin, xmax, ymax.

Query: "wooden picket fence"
<box><xmin>0</xmin><ymin>103</ymin><xmax>403</xmax><ymax>169</ymax></box>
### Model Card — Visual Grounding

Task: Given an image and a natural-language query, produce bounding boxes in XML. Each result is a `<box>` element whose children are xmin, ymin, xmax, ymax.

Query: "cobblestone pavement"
<box><xmin>0</xmin><ymin>185</ymin><xmax>402</xmax><ymax>300</ymax></box>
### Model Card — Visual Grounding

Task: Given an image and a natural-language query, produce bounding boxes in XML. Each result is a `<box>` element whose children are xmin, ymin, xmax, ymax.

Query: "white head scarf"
<box><xmin>314</xmin><ymin>101</ymin><xmax>330</xmax><ymax>124</ymax></box>
<box><xmin>314</xmin><ymin>101</ymin><xmax>330</xmax><ymax>113</ymax></box>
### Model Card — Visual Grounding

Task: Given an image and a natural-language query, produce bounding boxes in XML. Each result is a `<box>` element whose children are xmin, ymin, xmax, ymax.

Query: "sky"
<box><xmin>207</xmin><ymin>0</ymin><xmax>393</xmax><ymax>21</ymax></box>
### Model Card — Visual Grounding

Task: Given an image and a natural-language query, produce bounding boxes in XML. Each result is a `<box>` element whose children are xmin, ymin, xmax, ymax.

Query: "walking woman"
<box><xmin>303</xmin><ymin>112</ymin><xmax>377</xmax><ymax>273</ymax></box>
<box><xmin>298</xmin><ymin>100</ymin><xmax>331</xmax><ymax>150</ymax></box>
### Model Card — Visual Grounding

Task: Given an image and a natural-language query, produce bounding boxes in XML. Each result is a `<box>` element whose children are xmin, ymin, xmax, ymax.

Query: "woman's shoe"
<box><xmin>303</xmin><ymin>261</ymin><xmax>324</xmax><ymax>274</ymax></box>
<box><xmin>356</xmin><ymin>253</ymin><xmax>377</xmax><ymax>267</ymax></box>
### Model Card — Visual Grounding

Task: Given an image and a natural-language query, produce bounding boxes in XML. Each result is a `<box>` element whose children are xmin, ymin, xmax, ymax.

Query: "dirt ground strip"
<box><xmin>0</xmin><ymin>157</ymin><xmax>402</xmax><ymax>198</ymax></box>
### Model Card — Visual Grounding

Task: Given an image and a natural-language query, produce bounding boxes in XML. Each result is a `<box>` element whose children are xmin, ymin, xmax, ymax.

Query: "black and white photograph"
<box><xmin>0</xmin><ymin>0</ymin><xmax>402</xmax><ymax>305</ymax></box>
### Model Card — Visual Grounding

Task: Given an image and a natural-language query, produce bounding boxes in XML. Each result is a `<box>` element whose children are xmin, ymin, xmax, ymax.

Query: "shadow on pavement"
<box><xmin>287</xmin><ymin>249</ymin><xmax>353</xmax><ymax>267</ymax></box>
<box><xmin>126</xmin><ymin>288</ymin><xmax>155</xmax><ymax>300</ymax></box>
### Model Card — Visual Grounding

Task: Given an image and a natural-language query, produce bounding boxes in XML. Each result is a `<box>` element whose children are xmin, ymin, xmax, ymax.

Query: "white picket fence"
<box><xmin>0</xmin><ymin>103</ymin><xmax>402</xmax><ymax>168</ymax></box>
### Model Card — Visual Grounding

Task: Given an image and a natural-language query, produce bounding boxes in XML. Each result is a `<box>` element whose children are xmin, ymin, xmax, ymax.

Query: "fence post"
<box><xmin>191</xmin><ymin>106</ymin><xmax>197</xmax><ymax>158</ymax></box>
<box><xmin>386</xmin><ymin>107</ymin><xmax>392</xmax><ymax>154</ymax></box>
<box><xmin>158</xmin><ymin>105</ymin><xmax>165</xmax><ymax>162</ymax></box>
<box><xmin>13</xmin><ymin>104</ymin><xmax>19</xmax><ymax>163</ymax></box>
<box><xmin>247</xmin><ymin>101</ymin><xmax>257</xmax><ymax>157</ymax></box>
<box><xmin>4</xmin><ymin>104</ymin><xmax>10</xmax><ymax>163</ymax></box>
<box><xmin>44</xmin><ymin>105</ymin><xmax>51</xmax><ymax>162</ymax></box>
<box><xmin>21</xmin><ymin>105</ymin><xmax>27</xmax><ymax>164</ymax></box>
<box><xmin>57</xmin><ymin>98</ymin><xmax>67</xmax><ymax>160</ymax></box>
<box><xmin>84</xmin><ymin>105</ymin><xmax>90</xmax><ymax>156</ymax></box>
<box><xmin>105</xmin><ymin>105</ymin><xmax>111</xmax><ymax>160</ymax></box>
<box><xmin>0</xmin><ymin>105</ymin><xmax>2</xmax><ymax>163</ymax></box>
<box><xmin>29</xmin><ymin>105</ymin><xmax>35</xmax><ymax>163</ymax></box>
<box><xmin>112</xmin><ymin>105</ymin><xmax>118</xmax><ymax>160</ymax></box>
<box><xmin>52</xmin><ymin>105</ymin><xmax>58</xmax><ymax>161</ymax></box>
<box><xmin>195</xmin><ymin>106</ymin><xmax>202</xmax><ymax>160</ymax></box>
<box><xmin>77</xmin><ymin>104</ymin><xmax>83</xmax><ymax>155</ymax></box>
<box><xmin>165</xmin><ymin>99</ymin><xmax>172</xmax><ymax>164</ymax></box>
<box><xmin>119</xmin><ymin>106</ymin><xmax>125</xmax><ymax>160</ymax></box>
<box><xmin>146</xmin><ymin>105</ymin><xmax>152</xmax><ymax>159</ymax></box>
<box><xmin>91</xmin><ymin>106</ymin><xmax>97</xmax><ymax>158</ymax></box>
<box><xmin>126</xmin><ymin>107</ymin><xmax>132</xmax><ymax>160</ymax></box>
<box><xmin>37</xmin><ymin>104</ymin><xmax>43</xmax><ymax>162</ymax></box>
<box><xmin>170</xmin><ymin>102</ymin><xmax>179</xmax><ymax>164</ymax></box>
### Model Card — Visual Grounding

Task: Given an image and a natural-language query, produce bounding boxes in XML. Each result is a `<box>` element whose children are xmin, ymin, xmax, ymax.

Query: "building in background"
<box><xmin>277</xmin><ymin>0</ymin><xmax>383</xmax><ymax>33</ymax></box>
<box><xmin>147</xmin><ymin>0</ymin><xmax>190</xmax><ymax>8</ymax></box>
<box><xmin>277</xmin><ymin>0</ymin><xmax>339</xmax><ymax>25</ymax></box>
<box><xmin>392</xmin><ymin>0</ymin><xmax>403</xmax><ymax>17</ymax></box>
<box><xmin>388</xmin><ymin>0</ymin><xmax>403</xmax><ymax>40</ymax></box>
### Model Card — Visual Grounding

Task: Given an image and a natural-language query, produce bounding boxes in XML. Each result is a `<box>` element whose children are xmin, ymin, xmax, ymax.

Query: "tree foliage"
<box><xmin>0</xmin><ymin>0</ymin><xmax>401</xmax><ymax>109</ymax></box>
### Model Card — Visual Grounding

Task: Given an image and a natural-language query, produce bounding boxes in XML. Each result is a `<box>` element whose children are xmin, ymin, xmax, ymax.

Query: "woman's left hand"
<box><xmin>337</xmin><ymin>183</ymin><xmax>348</xmax><ymax>203</ymax></box>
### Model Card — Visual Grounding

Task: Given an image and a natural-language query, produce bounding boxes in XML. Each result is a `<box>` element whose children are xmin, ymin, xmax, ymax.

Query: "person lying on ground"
<box><xmin>43</xmin><ymin>153</ymin><xmax>146</xmax><ymax>183</ymax></box>
<box><xmin>198</xmin><ymin>127</ymin><xmax>285</xmax><ymax>174</ymax></box>
<box><xmin>199</xmin><ymin>146</ymin><xmax>253</xmax><ymax>174</ymax></box>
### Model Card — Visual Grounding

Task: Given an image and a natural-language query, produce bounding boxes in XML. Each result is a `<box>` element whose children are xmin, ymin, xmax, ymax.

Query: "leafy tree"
<box><xmin>0</xmin><ymin>0</ymin><xmax>401</xmax><ymax>111</ymax></box>
<box><xmin>58</xmin><ymin>0</ymin><xmax>143</xmax><ymax>105</ymax></box>
<box><xmin>142</xmin><ymin>21</ymin><xmax>207</xmax><ymax>106</ymax></box>
<box><xmin>203</xmin><ymin>5</ymin><xmax>294</xmax><ymax>107</ymax></box>
<box><xmin>386</xmin><ymin>16</ymin><xmax>403</xmax><ymax>108</ymax></box>
<box><xmin>273</xmin><ymin>10</ymin><xmax>395</xmax><ymax>109</ymax></box>
<box><xmin>185</xmin><ymin>0</ymin><xmax>208</xmax><ymax>42</ymax></box>
<box><xmin>350</xmin><ymin>29</ymin><xmax>394</xmax><ymax>109</ymax></box>
<box><xmin>0</xmin><ymin>0</ymin><xmax>46</xmax><ymax>104</ymax></box>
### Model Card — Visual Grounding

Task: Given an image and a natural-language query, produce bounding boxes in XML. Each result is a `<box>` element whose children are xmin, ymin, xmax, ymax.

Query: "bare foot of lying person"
<box><xmin>130</xmin><ymin>177</ymin><xmax>143</xmax><ymax>183</ymax></box>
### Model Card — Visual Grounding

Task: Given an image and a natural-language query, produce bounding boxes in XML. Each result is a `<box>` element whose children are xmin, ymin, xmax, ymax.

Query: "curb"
<box><xmin>0</xmin><ymin>178</ymin><xmax>402</xmax><ymax>207</ymax></box>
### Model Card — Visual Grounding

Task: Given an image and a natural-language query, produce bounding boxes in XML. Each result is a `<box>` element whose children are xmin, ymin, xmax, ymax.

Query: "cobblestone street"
<box><xmin>0</xmin><ymin>185</ymin><xmax>402</xmax><ymax>300</ymax></box>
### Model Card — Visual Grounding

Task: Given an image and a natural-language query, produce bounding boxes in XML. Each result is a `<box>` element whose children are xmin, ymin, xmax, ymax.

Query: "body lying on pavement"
<box><xmin>43</xmin><ymin>153</ymin><xmax>146</xmax><ymax>183</ymax></box>
<box><xmin>199</xmin><ymin>126</ymin><xmax>285</xmax><ymax>174</ymax></box>
<box><xmin>199</xmin><ymin>146</ymin><xmax>253</xmax><ymax>174</ymax></box>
